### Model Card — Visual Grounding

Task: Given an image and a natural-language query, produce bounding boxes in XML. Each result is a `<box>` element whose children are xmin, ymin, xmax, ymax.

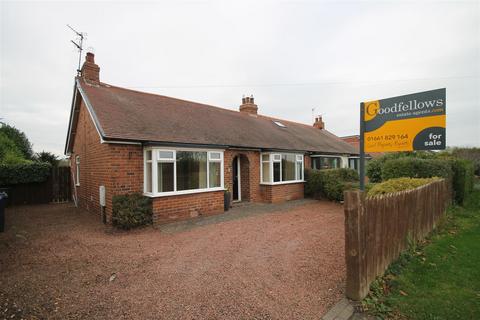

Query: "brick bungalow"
<box><xmin>65</xmin><ymin>52</ymin><xmax>358</xmax><ymax>225</ymax></box>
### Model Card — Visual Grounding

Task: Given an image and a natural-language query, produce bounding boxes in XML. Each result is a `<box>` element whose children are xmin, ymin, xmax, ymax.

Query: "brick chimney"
<box><xmin>313</xmin><ymin>116</ymin><xmax>325</xmax><ymax>129</ymax></box>
<box><xmin>239</xmin><ymin>95</ymin><xmax>258</xmax><ymax>115</ymax></box>
<box><xmin>81</xmin><ymin>52</ymin><xmax>100</xmax><ymax>85</ymax></box>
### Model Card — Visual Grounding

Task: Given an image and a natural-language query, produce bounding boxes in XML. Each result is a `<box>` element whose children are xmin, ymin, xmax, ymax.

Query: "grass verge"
<box><xmin>362</xmin><ymin>186</ymin><xmax>480</xmax><ymax>320</ymax></box>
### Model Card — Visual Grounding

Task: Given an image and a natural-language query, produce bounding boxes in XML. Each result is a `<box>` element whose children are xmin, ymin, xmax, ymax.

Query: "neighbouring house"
<box><xmin>65</xmin><ymin>52</ymin><xmax>359</xmax><ymax>225</ymax></box>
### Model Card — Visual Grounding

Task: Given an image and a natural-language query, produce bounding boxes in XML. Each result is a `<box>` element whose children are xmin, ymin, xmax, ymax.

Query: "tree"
<box><xmin>0</xmin><ymin>123</ymin><xmax>34</xmax><ymax>159</ymax></box>
<box><xmin>35</xmin><ymin>151</ymin><xmax>58</xmax><ymax>167</ymax></box>
<box><xmin>0</xmin><ymin>132</ymin><xmax>29</xmax><ymax>164</ymax></box>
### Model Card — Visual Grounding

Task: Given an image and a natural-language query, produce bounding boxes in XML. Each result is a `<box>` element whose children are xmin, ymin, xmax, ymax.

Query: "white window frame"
<box><xmin>75</xmin><ymin>156</ymin><xmax>80</xmax><ymax>186</ymax></box>
<box><xmin>144</xmin><ymin>147</ymin><xmax>224</xmax><ymax>197</ymax></box>
<box><xmin>144</xmin><ymin>150</ymin><xmax>154</xmax><ymax>193</ymax></box>
<box><xmin>260</xmin><ymin>152</ymin><xmax>304</xmax><ymax>185</ymax></box>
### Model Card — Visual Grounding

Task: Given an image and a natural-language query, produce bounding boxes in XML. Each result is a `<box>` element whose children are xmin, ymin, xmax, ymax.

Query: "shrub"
<box><xmin>368</xmin><ymin>177</ymin><xmax>439</xmax><ymax>197</ymax></box>
<box><xmin>381</xmin><ymin>158</ymin><xmax>452</xmax><ymax>181</ymax></box>
<box><xmin>305</xmin><ymin>168</ymin><xmax>359</xmax><ymax>201</ymax></box>
<box><xmin>448</xmin><ymin>159</ymin><xmax>475</xmax><ymax>205</ymax></box>
<box><xmin>112</xmin><ymin>193</ymin><xmax>152</xmax><ymax>230</ymax></box>
<box><xmin>0</xmin><ymin>162</ymin><xmax>52</xmax><ymax>185</ymax></box>
<box><xmin>366</xmin><ymin>158</ymin><xmax>384</xmax><ymax>183</ymax></box>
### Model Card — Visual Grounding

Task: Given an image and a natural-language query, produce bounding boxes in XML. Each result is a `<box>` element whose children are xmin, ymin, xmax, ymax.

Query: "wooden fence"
<box><xmin>1</xmin><ymin>166</ymin><xmax>71</xmax><ymax>206</ymax></box>
<box><xmin>344</xmin><ymin>179</ymin><xmax>450</xmax><ymax>300</ymax></box>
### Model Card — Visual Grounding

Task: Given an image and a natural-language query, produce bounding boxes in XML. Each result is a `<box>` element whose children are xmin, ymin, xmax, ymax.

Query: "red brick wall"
<box><xmin>260</xmin><ymin>182</ymin><xmax>304</xmax><ymax>203</ymax></box>
<box><xmin>70</xmin><ymin>100</ymin><xmax>144</xmax><ymax>222</ymax></box>
<box><xmin>223</xmin><ymin>150</ymin><xmax>306</xmax><ymax>204</ymax></box>
<box><xmin>70</xmin><ymin>100</ymin><xmax>114</xmax><ymax>220</ymax></box>
<box><xmin>152</xmin><ymin>191</ymin><xmax>224</xmax><ymax>224</ymax></box>
<box><xmin>224</xmin><ymin>150</ymin><xmax>261</xmax><ymax>202</ymax></box>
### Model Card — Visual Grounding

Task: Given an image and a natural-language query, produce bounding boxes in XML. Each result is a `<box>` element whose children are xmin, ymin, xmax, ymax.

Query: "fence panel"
<box><xmin>1</xmin><ymin>166</ymin><xmax>71</xmax><ymax>206</ymax></box>
<box><xmin>344</xmin><ymin>179</ymin><xmax>449</xmax><ymax>301</ymax></box>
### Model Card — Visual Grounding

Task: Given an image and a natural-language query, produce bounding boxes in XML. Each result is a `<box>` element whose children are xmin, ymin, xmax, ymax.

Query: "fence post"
<box><xmin>344</xmin><ymin>190</ymin><xmax>368</xmax><ymax>301</ymax></box>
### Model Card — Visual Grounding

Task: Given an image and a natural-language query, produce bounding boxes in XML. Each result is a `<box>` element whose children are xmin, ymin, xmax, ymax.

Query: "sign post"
<box><xmin>359</xmin><ymin>102</ymin><xmax>366</xmax><ymax>191</ymax></box>
<box><xmin>359</xmin><ymin>88</ymin><xmax>446</xmax><ymax>190</ymax></box>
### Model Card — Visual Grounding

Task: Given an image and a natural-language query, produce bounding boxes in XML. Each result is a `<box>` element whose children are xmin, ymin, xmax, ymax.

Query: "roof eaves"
<box><xmin>64</xmin><ymin>80</ymin><xmax>79</xmax><ymax>155</ymax></box>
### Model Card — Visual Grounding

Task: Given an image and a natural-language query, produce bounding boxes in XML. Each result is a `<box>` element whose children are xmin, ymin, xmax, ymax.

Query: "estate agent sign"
<box><xmin>358</xmin><ymin>88</ymin><xmax>446</xmax><ymax>190</ymax></box>
<box><xmin>363</xmin><ymin>88</ymin><xmax>446</xmax><ymax>152</ymax></box>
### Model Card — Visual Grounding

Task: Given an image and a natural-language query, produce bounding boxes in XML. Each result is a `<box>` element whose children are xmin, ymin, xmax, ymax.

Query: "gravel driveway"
<box><xmin>0</xmin><ymin>200</ymin><xmax>346</xmax><ymax>320</ymax></box>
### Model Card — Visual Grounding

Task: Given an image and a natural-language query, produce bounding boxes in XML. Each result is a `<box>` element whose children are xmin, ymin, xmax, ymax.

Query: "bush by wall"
<box><xmin>305</xmin><ymin>168</ymin><xmax>359</xmax><ymax>201</ymax></box>
<box><xmin>381</xmin><ymin>158</ymin><xmax>452</xmax><ymax>181</ymax></box>
<box><xmin>368</xmin><ymin>177</ymin><xmax>439</xmax><ymax>197</ymax></box>
<box><xmin>0</xmin><ymin>162</ymin><xmax>52</xmax><ymax>186</ymax></box>
<box><xmin>112</xmin><ymin>193</ymin><xmax>153</xmax><ymax>230</ymax></box>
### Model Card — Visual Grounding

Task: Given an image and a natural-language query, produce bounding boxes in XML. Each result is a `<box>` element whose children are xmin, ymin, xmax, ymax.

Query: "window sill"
<box><xmin>143</xmin><ymin>187</ymin><xmax>225</xmax><ymax>198</ymax></box>
<box><xmin>260</xmin><ymin>180</ymin><xmax>305</xmax><ymax>186</ymax></box>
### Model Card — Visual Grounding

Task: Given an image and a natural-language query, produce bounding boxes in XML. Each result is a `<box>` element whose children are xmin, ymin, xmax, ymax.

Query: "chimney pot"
<box><xmin>313</xmin><ymin>115</ymin><xmax>325</xmax><ymax>130</ymax></box>
<box><xmin>239</xmin><ymin>94</ymin><xmax>258</xmax><ymax>115</ymax></box>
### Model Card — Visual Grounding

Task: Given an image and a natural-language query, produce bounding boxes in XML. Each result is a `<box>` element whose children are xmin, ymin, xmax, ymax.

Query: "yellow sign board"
<box><xmin>363</xmin><ymin>89</ymin><xmax>446</xmax><ymax>152</ymax></box>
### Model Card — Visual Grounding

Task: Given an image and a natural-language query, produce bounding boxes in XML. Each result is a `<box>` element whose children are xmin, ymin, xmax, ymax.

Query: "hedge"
<box><xmin>368</xmin><ymin>156</ymin><xmax>475</xmax><ymax>205</ymax></box>
<box><xmin>381</xmin><ymin>158</ymin><xmax>452</xmax><ymax>181</ymax></box>
<box><xmin>368</xmin><ymin>177</ymin><xmax>439</xmax><ymax>197</ymax></box>
<box><xmin>112</xmin><ymin>193</ymin><xmax>153</xmax><ymax>230</ymax></box>
<box><xmin>305</xmin><ymin>168</ymin><xmax>359</xmax><ymax>201</ymax></box>
<box><xmin>449</xmin><ymin>158</ymin><xmax>475</xmax><ymax>205</ymax></box>
<box><xmin>0</xmin><ymin>162</ymin><xmax>52</xmax><ymax>185</ymax></box>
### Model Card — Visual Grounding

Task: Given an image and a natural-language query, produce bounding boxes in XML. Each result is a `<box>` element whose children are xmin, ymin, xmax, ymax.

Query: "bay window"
<box><xmin>144</xmin><ymin>148</ymin><xmax>224</xmax><ymax>196</ymax></box>
<box><xmin>261</xmin><ymin>153</ymin><xmax>304</xmax><ymax>184</ymax></box>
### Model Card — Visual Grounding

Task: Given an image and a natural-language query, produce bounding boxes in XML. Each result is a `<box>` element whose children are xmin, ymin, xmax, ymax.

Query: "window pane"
<box><xmin>281</xmin><ymin>154</ymin><xmax>296</xmax><ymax>181</ymax></box>
<box><xmin>146</xmin><ymin>150</ymin><xmax>152</xmax><ymax>161</ymax></box>
<box><xmin>176</xmin><ymin>151</ymin><xmax>207</xmax><ymax>191</ymax></box>
<box><xmin>262</xmin><ymin>154</ymin><xmax>269</xmax><ymax>162</ymax></box>
<box><xmin>324</xmin><ymin>157</ymin><xmax>340</xmax><ymax>169</ymax></box>
<box><xmin>314</xmin><ymin>157</ymin><xmax>341</xmax><ymax>169</ymax></box>
<box><xmin>159</xmin><ymin>151</ymin><xmax>174</xmax><ymax>159</ymax></box>
<box><xmin>273</xmin><ymin>162</ymin><xmax>281</xmax><ymax>182</ymax></box>
<box><xmin>349</xmin><ymin>158</ymin><xmax>359</xmax><ymax>172</ymax></box>
<box><xmin>273</xmin><ymin>154</ymin><xmax>281</xmax><ymax>161</ymax></box>
<box><xmin>157</xmin><ymin>162</ymin><xmax>174</xmax><ymax>192</ymax></box>
<box><xmin>296</xmin><ymin>162</ymin><xmax>303</xmax><ymax>180</ymax></box>
<box><xmin>209</xmin><ymin>161</ymin><xmax>221</xmax><ymax>188</ymax></box>
<box><xmin>262</xmin><ymin>161</ymin><xmax>270</xmax><ymax>183</ymax></box>
<box><xmin>146</xmin><ymin>162</ymin><xmax>152</xmax><ymax>192</ymax></box>
<box><xmin>209</xmin><ymin>152</ymin><xmax>221</xmax><ymax>160</ymax></box>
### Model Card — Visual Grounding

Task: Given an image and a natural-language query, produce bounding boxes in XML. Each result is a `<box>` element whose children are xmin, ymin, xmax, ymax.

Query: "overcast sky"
<box><xmin>1</xmin><ymin>0</ymin><xmax>479</xmax><ymax>156</ymax></box>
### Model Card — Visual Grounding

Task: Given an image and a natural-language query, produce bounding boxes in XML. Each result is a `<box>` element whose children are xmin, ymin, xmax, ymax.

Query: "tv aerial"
<box><xmin>67</xmin><ymin>24</ymin><xmax>86</xmax><ymax>76</ymax></box>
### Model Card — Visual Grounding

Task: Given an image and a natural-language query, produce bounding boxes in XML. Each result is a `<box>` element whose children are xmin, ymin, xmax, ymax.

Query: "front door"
<box><xmin>232</xmin><ymin>156</ymin><xmax>241</xmax><ymax>201</ymax></box>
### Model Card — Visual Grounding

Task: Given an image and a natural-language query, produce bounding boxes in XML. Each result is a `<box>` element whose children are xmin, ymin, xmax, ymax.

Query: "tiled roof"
<box><xmin>75</xmin><ymin>78</ymin><xmax>358</xmax><ymax>154</ymax></box>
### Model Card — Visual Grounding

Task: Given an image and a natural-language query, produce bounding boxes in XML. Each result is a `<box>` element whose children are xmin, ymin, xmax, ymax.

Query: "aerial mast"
<box><xmin>67</xmin><ymin>24</ymin><xmax>85</xmax><ymax>76</ymax></box>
